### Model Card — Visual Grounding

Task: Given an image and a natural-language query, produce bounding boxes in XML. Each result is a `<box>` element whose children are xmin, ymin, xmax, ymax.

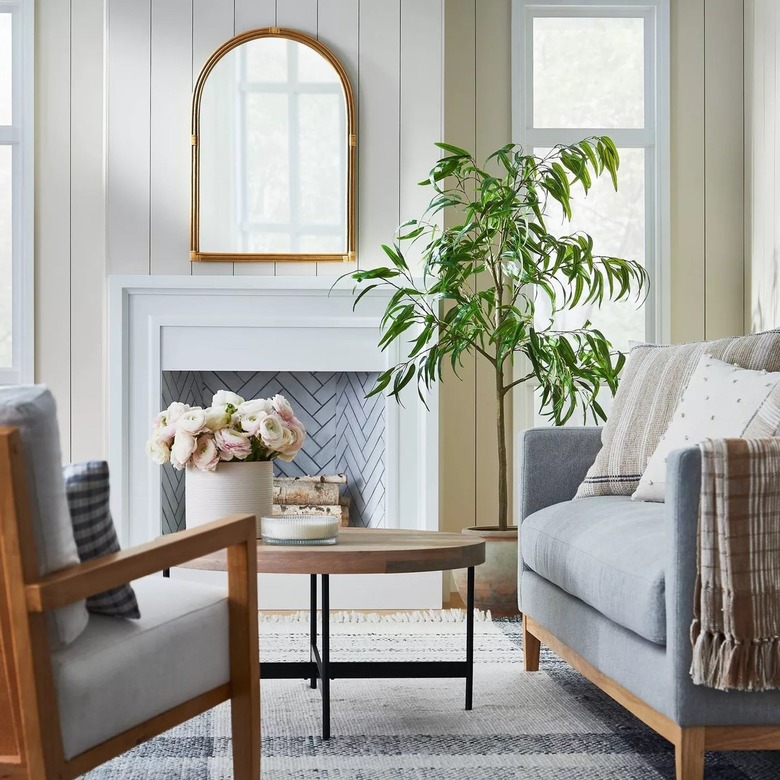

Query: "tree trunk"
<box><xmin>496</xmin><ymin>369</ymin><xmax>508</xmax><ymax>530</ymax></box>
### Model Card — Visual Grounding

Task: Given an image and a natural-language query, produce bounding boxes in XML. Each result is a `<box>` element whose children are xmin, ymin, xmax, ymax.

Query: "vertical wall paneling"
<box><xmin>399</xmin><ymin>0</ymin><xmax>443</xmax><ymax>274</ymax></box>
<box><xmin>440</xmin><ymin>0</ymin><xmax>477</xmax><ymax>554</ymax></box>
<box><xmin>150</xmin><ymin>0</ymin><xmax>192</xmax><ymax>275</ymax></box>
<box><xmin>317</xmin><ymin>0</ymin><xmax>359</xmax><ymax>277</ymax></box>
<box><xmin>275</xmin><ymin>0</ymin><xmax>320</xmax><ymax>276</ymax></box>
<box><xmin>670</xmin><ymin>0</ymin><xmax>705</xmax><ymax>342</ymax></box>
<box><xmin>70</xmin><ymin>0</ymin><xmax>106</xmax><ymax>461</ymax></box>
<box><xmin>357</xmin><ymin>0</ymin><xmax>401</xmax><ymax>269</ymax></box>
<box><xmin>106</xmin><ymin>0</ymin><xmax>151</xmax><ymax>276</ymax></box>
<box><xmin>704</xmin><ymin>0</ymin><xmax>744</xmax><ymax>339</ymax></box>
<box><xmin>474</xmin><ymin>0</ymin><xmax>512</xmax><ymax>527</ymax></box>
<box><xmin>35</xmin><ymin>0</ymin><xmax>72</xmax><ymax>456</ymax></box>
<box><xmin>191</xmin><ymin>0</ymin><xmax>235</xmax><ymax>276</ymax></box>
<box><xmin>232</xmin><ymin>0</ymin><xmax>277</xmax><ymax>277</ymax></box>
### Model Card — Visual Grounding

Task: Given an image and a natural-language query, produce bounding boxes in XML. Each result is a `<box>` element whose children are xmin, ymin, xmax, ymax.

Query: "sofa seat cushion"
<box><xmin>521</xmin><ymin>496</ymin><xmax>667</xmax><ymax>645</ymax></box>
<box><xmin>51</xmin><ymin>576</ymin><xmax>230</xmax><ymax>760</ymax></box>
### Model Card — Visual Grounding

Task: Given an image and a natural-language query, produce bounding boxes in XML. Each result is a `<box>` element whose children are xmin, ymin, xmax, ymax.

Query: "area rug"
<box><xmin>82</xmin><ymin>611</ymin><xmax>780</xmax><ymax>779</ymax></box>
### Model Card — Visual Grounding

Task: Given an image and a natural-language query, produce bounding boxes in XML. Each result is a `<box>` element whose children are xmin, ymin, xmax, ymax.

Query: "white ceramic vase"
<box><xmin>185</xmin><ymin>460</ymin><xmax>273</xmax><ymax>538</ymax></box>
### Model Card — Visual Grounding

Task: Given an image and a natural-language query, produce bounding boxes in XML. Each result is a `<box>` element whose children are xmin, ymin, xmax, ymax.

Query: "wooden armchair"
<box><xmin>0</xmin><ymin>427</ymin><xmax>260</xmax><ymax>779</ymax></box>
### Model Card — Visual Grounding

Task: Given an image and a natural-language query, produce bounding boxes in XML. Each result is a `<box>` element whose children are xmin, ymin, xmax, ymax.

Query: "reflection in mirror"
<box><xmin>193</xmin><ymin>30</ymin><xmax>355</xmax><ymax>262</ymax></box>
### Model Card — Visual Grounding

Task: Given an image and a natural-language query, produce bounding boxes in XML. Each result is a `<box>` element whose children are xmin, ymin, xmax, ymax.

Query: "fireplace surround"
<box><xmin>108</xmin><ymin>275</ymin><xmax>440</xmax><ymax>608</ymax></box>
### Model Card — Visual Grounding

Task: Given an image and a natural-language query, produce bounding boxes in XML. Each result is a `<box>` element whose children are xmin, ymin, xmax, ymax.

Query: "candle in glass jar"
<box><xmin>260</xmin><ymin>514</ymin><xmax>339</xmax><ymax>543</ymax></box>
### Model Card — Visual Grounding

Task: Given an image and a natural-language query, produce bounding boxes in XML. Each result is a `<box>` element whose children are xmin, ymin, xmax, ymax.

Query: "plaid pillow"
<box><xmin>63</xmin><ymin>461</ymin><xmax>140</xmax><ymax>619</ymax></box>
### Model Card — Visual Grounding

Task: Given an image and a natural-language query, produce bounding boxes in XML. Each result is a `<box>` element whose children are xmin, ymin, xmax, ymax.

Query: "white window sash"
<box><xmin>0</xmin><ymin>0</ymin><xmax>33</xmax><ymax>385</ymax></box>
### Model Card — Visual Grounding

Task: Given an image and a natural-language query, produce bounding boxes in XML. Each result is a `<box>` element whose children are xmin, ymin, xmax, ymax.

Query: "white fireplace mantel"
<box><xmin>108</xmin><ymin>275</ymin><xmax>440</xmax><ymax>609</ymax></box>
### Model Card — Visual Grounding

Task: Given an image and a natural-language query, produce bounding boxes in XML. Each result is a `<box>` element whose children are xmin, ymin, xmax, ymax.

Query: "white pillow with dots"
<box><xmin>632</xmin><ymin>354</ymin><xmax>780</xmax><ymax>502</ymax></box>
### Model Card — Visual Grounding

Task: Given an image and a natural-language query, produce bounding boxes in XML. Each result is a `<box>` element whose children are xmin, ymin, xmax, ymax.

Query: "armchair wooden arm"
<box><xmin>25</xmin><ymin>513</ymin><xmax>256</xmax><ymax>612</ymax></box>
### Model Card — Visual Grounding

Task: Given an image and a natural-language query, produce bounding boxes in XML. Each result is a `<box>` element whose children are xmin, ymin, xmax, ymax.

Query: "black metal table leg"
<box><xmin>465</xmin><ymin>566</ymin><xmax>474</xmax><ymax>710</ymax></box>
<box><xmin>310</xmin><ymin>574</ymin><xmax>317</xmax><ymax>689</ymax></box>
<box><xmin>322</xmin><ymin>574</ymin><xmax>331</xmax><ymax>740</ymax></box>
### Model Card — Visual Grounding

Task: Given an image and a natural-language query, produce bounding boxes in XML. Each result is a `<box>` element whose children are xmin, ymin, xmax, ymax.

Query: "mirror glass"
<box><xmin>197</xmin><ymin>34</ymin><xmax>350</xmax><ymax>258</ymax></box>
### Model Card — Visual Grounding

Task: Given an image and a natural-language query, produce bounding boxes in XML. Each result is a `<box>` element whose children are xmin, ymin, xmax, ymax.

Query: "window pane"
<box><xmin>245</xmin><ymin>37</ymin><xmax>287</xmax><ymax>83</ymax></box>
<box><xmin>533</xmin><ymin>16</ymin><xmax>644</xmax><ymax>129</ymax></box>
<box><xmin>0</xmin><ymin>146</ymin><xmax>11</xmax><ymax>367</ymax></box>
<box><xmin>535</xmin><ymin>147</ymin><xmax>646</xmax><ymax>352</ymax></box>
<box><xmin>0</xmin><ymin>13</ymin><xmax>11</xmax><ymax>126</ymax></box>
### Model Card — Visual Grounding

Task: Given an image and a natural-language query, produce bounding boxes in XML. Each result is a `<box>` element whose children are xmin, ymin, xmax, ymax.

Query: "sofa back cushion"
<box><xmin>0</xmin><ymin>386</ymin><xmax>89</xmax><ymax>645</ymax></box>
<box><xmin>576</xmin><ymin>331</ymin><xmax>780</xmax><ymax>498</ymax></box>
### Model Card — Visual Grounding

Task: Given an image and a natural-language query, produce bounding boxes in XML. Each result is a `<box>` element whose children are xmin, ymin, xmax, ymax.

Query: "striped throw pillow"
<box><xmin>575</xmin><ymin>330</ymin><xmax>780</xmax><ymax>498</ymax></box>
<box><xmin>63</xmin><ymin>461</ymin><xmax>140</xmax><ymax>619</ymax></box>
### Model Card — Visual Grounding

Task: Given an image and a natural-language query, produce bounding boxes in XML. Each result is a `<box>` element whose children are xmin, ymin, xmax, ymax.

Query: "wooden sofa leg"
<box><xmin>522</xmin><ymin>615</ymin><xmax>541</xmax><ymax>672</ymax></box>
<box><xmin>675</xmin><ymin>727</ymin><xmax>705</xmax><ymax>780</ymax></box>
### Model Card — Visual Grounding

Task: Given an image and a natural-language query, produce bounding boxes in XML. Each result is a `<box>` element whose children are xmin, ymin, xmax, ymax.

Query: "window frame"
<box><xmin>0</xmin><ymin>0</ymin><xmax>33</xmax><ymax>385</ymax></box>
<box><xmin>511</xmin><ymin>0</ymin><xmax>670</xmax><ymax>345</ymax></box>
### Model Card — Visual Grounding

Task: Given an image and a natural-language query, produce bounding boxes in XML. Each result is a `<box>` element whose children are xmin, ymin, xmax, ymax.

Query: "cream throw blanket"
<box><xmin>691</xmin><ymin>437</ymin><xmax>780</xmax><ymax>691</ymax></box>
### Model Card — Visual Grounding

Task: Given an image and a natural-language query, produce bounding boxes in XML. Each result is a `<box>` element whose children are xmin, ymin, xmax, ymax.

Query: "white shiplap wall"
<box><xmin>106</xmin><ymin>0</ymin><xmax>443</xmax><ymax>279</ymax></box>
<box><xmin>745</xmin><ymin>0</ymin><xmax>780</xmax><ymax>332</ymax></box>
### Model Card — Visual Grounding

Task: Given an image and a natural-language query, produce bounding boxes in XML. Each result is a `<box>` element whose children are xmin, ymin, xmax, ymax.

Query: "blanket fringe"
<box><xmin>691</xmin><ymin>627</ymin><xmax>780</xmax><ymax>692</ymax></box>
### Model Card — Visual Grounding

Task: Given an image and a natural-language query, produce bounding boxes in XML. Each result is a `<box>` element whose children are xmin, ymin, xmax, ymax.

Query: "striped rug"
<box><xmin>83</xmin><ymin>612</ymin><xmax>780</xmax><ymax>779</ymax></box>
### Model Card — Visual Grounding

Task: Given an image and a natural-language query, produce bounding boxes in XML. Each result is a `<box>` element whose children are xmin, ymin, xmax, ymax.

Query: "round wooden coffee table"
<box><xmin>187</xmin><ymin>527</ymin><xmax>486</xmax><ymax>739</ymax></box>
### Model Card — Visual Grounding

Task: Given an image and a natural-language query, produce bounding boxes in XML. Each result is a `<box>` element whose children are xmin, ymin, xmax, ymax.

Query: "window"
<box><xmin>512</xmin><ymin>0</ymin><xmax>669</xmax><ymax>354</ymax></box>
<box><xmin>0</xmin><ymin>0</ymin><xmax>32</xmax><ymax>384</ymax></box>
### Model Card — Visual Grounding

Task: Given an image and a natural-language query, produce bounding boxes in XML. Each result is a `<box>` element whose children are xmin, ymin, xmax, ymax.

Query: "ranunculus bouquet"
<box><xmin>146</xmin><ymin>390</ymin><xmax>306</xmax><ymax>472</ymax></box>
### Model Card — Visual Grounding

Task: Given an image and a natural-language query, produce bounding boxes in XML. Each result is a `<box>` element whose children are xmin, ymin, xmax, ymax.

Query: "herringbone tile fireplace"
<box><xmin>161</xmin><ymin>370</ymin><xmax>385</xmax><ymax>533</ymax></box>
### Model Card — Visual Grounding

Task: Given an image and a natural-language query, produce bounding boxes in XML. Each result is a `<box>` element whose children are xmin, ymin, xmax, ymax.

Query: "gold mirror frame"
<box><xmin>190</xmin><ymin>27</ymin><xmax>357</xmax><ymax>263</ymax></box>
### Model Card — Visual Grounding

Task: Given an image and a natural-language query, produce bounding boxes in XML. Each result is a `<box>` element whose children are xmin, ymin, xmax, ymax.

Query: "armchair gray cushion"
<box><xmin>51</xmin><ymin>576</ymin><xmax>230</xmax><ymax>759</ymax></box>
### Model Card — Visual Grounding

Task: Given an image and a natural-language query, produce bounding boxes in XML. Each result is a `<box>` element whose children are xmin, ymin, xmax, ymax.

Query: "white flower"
<box><xmin>237</xmin><ymin>398</ymin><xmax>273</xmax><ymax>416</ymax></box>
<box><xmin>271</xmin><ymin>394</ymin><xmax>295</xmax><ymax>422</ymax></box>
<box><xmin>165</xmin><ymin>401</ymin><xmax>191</xmax><ymax>424</ymax></box>
<box><xmin>203</xmin><ymin>404</ymin><xmax>230</xmax><ymax>432</ymax></box>
<box><xmin>212</xmin><ymin>390</ymin><xmax>244</xmax><ymax>408</ymax></box>
<box><xmin>176</xmin><ymin>408</ymin><xmax>206</xmax><ymax>436</ymax></box>
<box><xmin>170</xmin><ymin>431</ymin><xmax>198</xmax><ymax>470</ymax></box>
<box><xmin>146</xmin><ymin>437</ymin><xmax>170</xmax><ymax>465</ymax></box>
<box><xmin>240</xmin><ymin>413</ymin><xmax>263</xmax><ymax>436</ymax></box>
<box><xmin>258</xmin><ymin>412</ymin><xmax>285</xmax><ymax>450</ymax></box>
<box><xmin>191</xmin><ymin>433</ymin><xmax>220</xmax><ymax>472</ymax></box>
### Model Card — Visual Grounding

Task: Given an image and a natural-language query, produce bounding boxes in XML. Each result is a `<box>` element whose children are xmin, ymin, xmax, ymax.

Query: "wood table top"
<box><xmin>184</xmin><ymin>527</ymin><xmax>486</xmax><ymax>575</ymax></box>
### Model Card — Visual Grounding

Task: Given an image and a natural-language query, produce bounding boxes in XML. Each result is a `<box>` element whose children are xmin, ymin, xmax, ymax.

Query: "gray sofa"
<box><xmin>518</xmin><ymin>426</ymin><xmax>780</xmax><ymax>780</ymax></box>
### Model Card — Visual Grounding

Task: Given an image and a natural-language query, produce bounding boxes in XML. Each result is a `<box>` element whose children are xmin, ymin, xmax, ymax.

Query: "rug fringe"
<box><xmin>259</xmin><ymin>608</ymin><xmax>492</xmax><ymax>624</ymax></box>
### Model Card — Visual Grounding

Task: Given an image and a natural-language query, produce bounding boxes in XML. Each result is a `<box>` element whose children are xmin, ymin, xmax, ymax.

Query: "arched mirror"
<box><xmin>191</xmin><ymin>28</ymin><xmax>356</xmax><ymax>263</ymax></box>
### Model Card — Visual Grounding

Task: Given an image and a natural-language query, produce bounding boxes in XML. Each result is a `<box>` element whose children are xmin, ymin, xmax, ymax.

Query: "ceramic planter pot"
<box><xmin>452</xmin><ymin>526</ymin><xmax>519</xmax><ymax>616</ymax></box>
<box><xmin>185</xmin><ymin>460</ymin><xmax>273</xmax><ymax>538</ymax></box>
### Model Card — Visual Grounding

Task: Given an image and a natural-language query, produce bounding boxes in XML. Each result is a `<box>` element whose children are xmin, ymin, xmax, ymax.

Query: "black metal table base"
<box><xmin>261</xmin><ymin>567</ymin><xmax>476</xmax><ymax>740</ymax></box>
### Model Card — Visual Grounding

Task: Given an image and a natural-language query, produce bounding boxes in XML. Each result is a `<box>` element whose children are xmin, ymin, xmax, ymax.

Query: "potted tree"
<box><xmin>350</xmin><ymin>138</ymin><xmax>647</xmax><ymax>614</ymax></box>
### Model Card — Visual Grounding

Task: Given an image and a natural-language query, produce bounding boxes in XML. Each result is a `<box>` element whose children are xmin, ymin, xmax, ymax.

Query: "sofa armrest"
<box><xmin>664</xmin><ymin>447</ymin><xmax>702</xmax><ymax>685</ymax></box>
<box><xmin>517</xmin><ymin>426</ymin><xmax>603</xmax><ymax>522</ymax></box>
<box><xmin>25</xmin><ymin>513</ymin><xmax>257</xmax><ymax>612</ymax></box>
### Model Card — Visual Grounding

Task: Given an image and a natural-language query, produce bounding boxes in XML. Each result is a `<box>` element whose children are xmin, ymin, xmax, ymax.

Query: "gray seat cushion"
<box><xmin>52</xmin><ymin>576</ymin><xmax>230</xmax><ymax>759</ymax></box>
<box><xmin>521</xmin><ymin>496</ymin><xmax>667</xmax><ymax>644</ymax></box>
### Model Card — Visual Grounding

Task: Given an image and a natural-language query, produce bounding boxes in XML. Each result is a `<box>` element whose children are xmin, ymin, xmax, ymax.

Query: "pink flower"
<box><xmin>146</xmin><ymin>437</ymin><xmax>170</xmax><ymax>465</ymax></box>
<box><xmin>276</xmin><ymin>418</ymin><xmax>306</xmax><ymax>461</ymax></box>
<box><xmin>215</xmin><ymin>428</ymin><xmax>252</xmax><ymax>461</ymax></box>
<box><xmin>238</xmin><ymin>398</ymin><xmax>273</xmax><ymax>416</ymax></box>
<box><xmin>170</xmin><ymin>431</ymin><xmax>197</xmax><ymax>470</ymax></box>
<box><xmin>271</xmin><ymin>394</ymin><xmax>295</xmax><ymax>422</ymax></box>
<box><xmin>240</xmin><ymin>413</ymin><xmax>263</xmax><ymax>436</ymax></box>
<box><xmin>191</xmin><ymin>433</ymin><xmax>220</xmax><ymax>472</ymax></box>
